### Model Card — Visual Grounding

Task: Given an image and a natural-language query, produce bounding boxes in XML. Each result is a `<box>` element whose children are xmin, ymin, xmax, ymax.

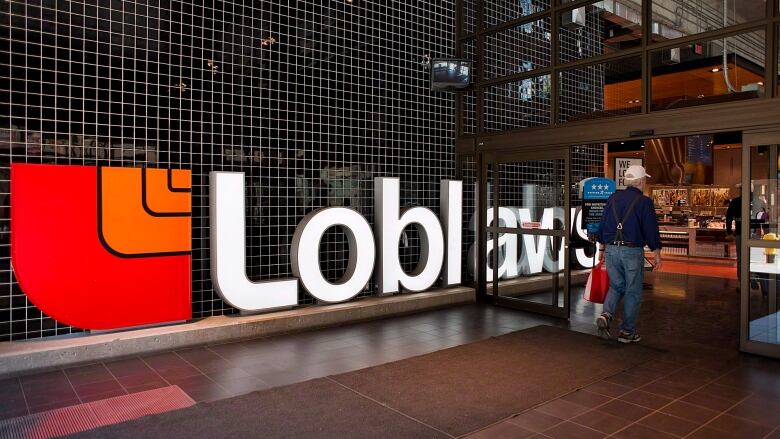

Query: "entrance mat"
<box><xmin>330</xmin><ymin>325</ymin><xmax>657</xmax><ymax>436</ymax></box>
<box><xmin>0</xmin><ymin>386</ymin><xmax>194</xmax><ymax>439</ymax></box>
<box><xmin>68</xmin><ymin>325</ymin><xmax>658</xmax><ymax>439</ymax></box>
<box><xmin>68</xmin><ymin>377</ymin><xmax>448</xmax><ymax>439</ymax></box>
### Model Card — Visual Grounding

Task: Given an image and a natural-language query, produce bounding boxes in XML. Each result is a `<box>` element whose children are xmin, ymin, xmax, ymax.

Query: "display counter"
<box><xmin>658</xmin><ymin>225</ymin><xmax>735</xmax><ymax>258</ymax></box>
<box><xmin>652</xmin><ymin>185</ymin><xmax>735</xmax><ymax>258</ymax></box>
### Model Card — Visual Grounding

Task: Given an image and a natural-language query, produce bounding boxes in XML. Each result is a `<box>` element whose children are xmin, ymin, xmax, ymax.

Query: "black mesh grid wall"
<box><xmin>480</xmin><ymin>2</ymin><xmax>603</xmax><ymax>131</ymax></box>
<box><xmin>484</xmin><ymin>76</ymin><xmax>552</xmax><ymax>131</ymax></box>
<box><xmin>462</xmin><ymin>0</ymin><xmax>606</xmax><ymax>269</ymax></box>
<box><xmin>461</xmin><ymin>156</ymin><xmax>477</xmax><ymax>284</ymax></box>
<box><xmin>461</xmin><ymin>39</ymin><xmax>476</xmax><ymax>135</ymax></box>
<box><xmin>0</xmin><ymin>0</ymin><xmax>457</xmax><ymax>341</ymax></box>
<box><xmin>462</xmin><ymin>91</ymin><xmax>477</xmax><ymax>135</ymax></box>
<box><xmin>559</xmin><ymin>4</ymin><xmax>606</xmax><ymax>65</ymax></box>
<box><xmin>463</xmin><ymin>0</ymin><xmax>476</xmax><ymax>36</ymax></box>
<box><xmin>496</xmin><ymin>161</ymin><xmax>562</xmax><ymax>227</ymax></box>
<box><xmin>480</xmin><ymin>149</ymin><xmax>604</xmax><ymax>276</ymax></box>
<box><xmin>484</xmin><ymin>0</ymin><xmax>551</xmax><ymax>28</ymax></box>
<box><xmin>484</xmin><ymin>19</ymin><xmax>551</xmax><ymax>80</ymax></box>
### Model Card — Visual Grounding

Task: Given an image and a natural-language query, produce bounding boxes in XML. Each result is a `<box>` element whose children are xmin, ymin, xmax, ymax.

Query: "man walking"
<box><xmin>596</xmin><ymin>165</ymin><xmax>662</xmax><ymax>343</ymax></box>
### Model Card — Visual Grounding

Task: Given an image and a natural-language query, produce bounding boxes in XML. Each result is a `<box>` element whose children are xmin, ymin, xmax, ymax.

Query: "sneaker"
<box><xmin>596</xmin><ymin>314</ymin><xmax>611</xmax><ymax>340</ymax></box>
<box><xmin>618</xmin><ymin>331</ymin><xmax>641</xmax><ymax>344</ymax></box>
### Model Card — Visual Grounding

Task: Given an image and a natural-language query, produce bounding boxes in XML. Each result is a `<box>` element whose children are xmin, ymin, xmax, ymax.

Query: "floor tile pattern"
<box><xmin>1</xmin><ymin>265</ymin><xmax>778</xmax><ymax>439</ymax></box>
<box><xmin>465</xmin><ymin>353</ymin><xmax>780</xmax><ymax>438</ymax></box>
<box><xmin>0</xmin><ymin>305</ymin><xmax>564</xmax><ymax>419</ymax></box>
<box><xmin>0</xmin><ymin>386</ymin><xmax>194</xmax><ymax>439</ymax></box>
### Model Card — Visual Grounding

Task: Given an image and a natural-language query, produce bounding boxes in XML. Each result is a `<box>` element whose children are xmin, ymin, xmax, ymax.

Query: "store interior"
<box><xmin>605</xmin><ymin>132</ymin><xmax>741</xmax><ymax>267</ymax></box>
<box><xmin>603</xmin><ymin>133</ymin><xmax>780</xmax><ymax>346</ymax></box>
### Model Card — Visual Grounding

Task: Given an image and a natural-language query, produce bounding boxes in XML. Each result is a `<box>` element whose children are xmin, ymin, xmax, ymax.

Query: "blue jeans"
<box><xmin>603</xmin><ymin>245</ymin><xmax>645</xmax><ymax>335</ymax></box>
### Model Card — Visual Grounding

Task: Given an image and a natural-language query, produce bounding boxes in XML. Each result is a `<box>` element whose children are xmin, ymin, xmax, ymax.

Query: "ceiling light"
<box><xmin>758</xmin><ymin>81</ymin><xmax>764</xmax><ymax>86</ymax></box>
<box><xmin>711</xmin><ymin>68</ymin><xmax>721</xmax><ymax>73</ymax></box>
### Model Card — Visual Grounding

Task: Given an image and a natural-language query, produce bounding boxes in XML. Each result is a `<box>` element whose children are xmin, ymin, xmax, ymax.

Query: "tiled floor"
<box><xmin>467</xmin><ymin>265</ymin><xmax>780</xmax><ymax>439</ymax></box>
<box><xmin>467</xmin><ymin>350</ymin><xmax>780</xmax><ymax>438</ymax></box>
<box><xmin>0</xmin><ymin>305</ymin><xmax>564</xmax><ymax>418</ymax></box>
<box><xmin>1</xmin><ymin>263</ymin><xmax>779</xmax><ymax>439</ymax></box>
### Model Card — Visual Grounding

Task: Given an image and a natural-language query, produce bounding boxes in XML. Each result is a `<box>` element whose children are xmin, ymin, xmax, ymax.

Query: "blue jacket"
<box><xmin>597</xmin><ymin>187</ymin><xmax>662</xmax><ymax>251</ymax></box>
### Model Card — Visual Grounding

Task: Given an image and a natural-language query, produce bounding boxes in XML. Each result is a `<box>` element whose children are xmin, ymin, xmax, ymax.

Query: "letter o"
<box><xmin>291</xmin><ymin>207</ymin><xmax>376</xmax><ymax>303</ymax></box>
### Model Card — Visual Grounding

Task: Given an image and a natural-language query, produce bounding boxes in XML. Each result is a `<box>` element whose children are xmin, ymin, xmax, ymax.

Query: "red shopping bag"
<box><xmin>584</xmin><ymin>262</ymin><xmax>609</xmax><ymax>304</ymax></box>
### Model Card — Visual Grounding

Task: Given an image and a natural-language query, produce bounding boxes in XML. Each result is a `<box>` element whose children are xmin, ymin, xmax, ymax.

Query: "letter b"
<box><xmin>375</xmin><ymin>177</ymin><xmax>445</xmax><ymax>294</ymax></box>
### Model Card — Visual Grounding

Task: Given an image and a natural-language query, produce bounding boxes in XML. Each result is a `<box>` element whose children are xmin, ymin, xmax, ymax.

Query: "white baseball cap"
<box><xmin>625</xmin><ymin>165</ymin><xmax>651</xmax><ymax>179</ymax></box>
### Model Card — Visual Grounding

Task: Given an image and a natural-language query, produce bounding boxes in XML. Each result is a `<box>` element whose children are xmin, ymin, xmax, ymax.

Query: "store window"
<box><xmin>484</xmin><ymin>19</ymin><xmax>551</xmax><ymax>80</ymax></box>
<box><xmin>650</xmin><ymin>30</ymin><xmax>766</xmax><ymax>111</ymax></box>
<box><xmin>484</xmin><ymin>75</ymin><xmax>552</xmax><ymax>131</ymax></box>
<box><xmin>558</xmin><ymin>0</ymin><xmax>642</xmax><ymax>65</ymax></box>
<box><xmin>651</xmin><ymin>0</ymin><xmax>765</xmax><ymax>41</ymax></box>
<box><xmin>558</xmin><ymin>55</ymin><xmax>642</xmax><ymax>123</ymax></box>
<box><xmin>485</xmin><ymin>0</ymin><xmax>551</xmax><ymax>28</ymax></box>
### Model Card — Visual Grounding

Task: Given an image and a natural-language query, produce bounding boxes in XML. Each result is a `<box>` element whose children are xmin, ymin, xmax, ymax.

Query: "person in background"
<box><xmin>726</xmin><ymin>185</ymin><xmax>742</xmax><ymax>290</ymax></box>
<box><xmin>596</xmin><ymin>165</ymin><xmax>663</xmax><ymax>343</ymax></box>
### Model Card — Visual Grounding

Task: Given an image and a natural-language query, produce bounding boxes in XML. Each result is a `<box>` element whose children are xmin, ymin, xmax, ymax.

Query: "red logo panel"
<box><xmin>11</xmin><ymin>164</ymin><xmax>192</xmax><ymax>330</ymax></box>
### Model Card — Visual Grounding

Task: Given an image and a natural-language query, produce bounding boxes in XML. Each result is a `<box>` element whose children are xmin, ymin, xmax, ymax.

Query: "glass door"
<box><xmin>482</xmin><ymin>147</ymin><xmax>570</xmax><ymax>318</ymax></box>
<box><xmin>741</xmin><ymin>131</ymin><xmax>780</xmax><ymax>358</ymax></box>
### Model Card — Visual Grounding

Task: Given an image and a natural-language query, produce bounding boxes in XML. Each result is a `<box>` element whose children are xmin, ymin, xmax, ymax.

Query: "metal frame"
<box><xmin>459</xmin><ymin>1</ymin><xmax>780</xmax><ymax>324</ymax></box>
<box><xmin>458</xmin><ymin>0</ymin><xmax>780</xmax><ymax>321</ymax></box>
<box><xmin>740</xmin><ymin>130</ymin><xmax>780</xmax><ymax>359</ymax></box>
<box><xmin>456</xmin><ymin>0</ymin><xmax>780</xmax><ymax>151</ymax></box>
<box><xmin>481</xmin><ymin>146</ymin><xmax>571</xmax><ymax>318</ymax></box>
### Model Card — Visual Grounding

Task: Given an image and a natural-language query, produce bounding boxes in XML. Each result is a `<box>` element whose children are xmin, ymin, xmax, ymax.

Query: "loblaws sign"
<box><xmin>466</xmin><ymin>207</ymin><xmax>601</xmax><ymax>281</ymax></box>
<box><xmin>11</xmin><ymin>164</ymin><xmax>463</xmax><ymax>331</ymax></box>
<box><xmin>209</xmin><ymin>173</ymin><xmax>463</xmax><ymax>312</ymax></box>
<box><xmin>12</xmin><ymin>164</ymin><xmax>596</xmax><ymax>332</ymax></box>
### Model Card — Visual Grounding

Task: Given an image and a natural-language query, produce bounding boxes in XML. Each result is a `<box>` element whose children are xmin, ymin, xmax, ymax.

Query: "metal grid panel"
<box><xmin>559</xmin><ymin>55</ymin><xmax>642</xmax><ymax>122</ymax></box>
<box><xmin>0</xmin><ymin>0</ymin><xmax>456</xmax><ymax>341</ymax></box>
<box><xmin>484</xmin><ymin>19</ymin><xmax>552</xmax><ymax>80</ymax></box>
<box><xmin>463</xmin><ymin>91</ymin><xmax>477</xmax><ymax>135</ymax></box>
<box><xmin>484</xmin><ymin>75</ymin><xmax>552</xmax><ymax>131</ymax></box>
<box><xmin>484</xmin><ymin>0</ymin><xmax>551</xmax><ymax>28</ymax></box>
<box><xmin>559</xmin><ymin>3</ymin><xmax>606</xmax><ymax>64</ymax></box>
<box><xmin>481</xmin><ymin>3</ymin><xmax>602</xmax><ymax>131</ymax></box>
<box><xmin>462</xmin><ymin>40</ymin><xmax>477</xmax><ymax>135</ymax></box>
<box><xmin>461</xmin><ymin>156</ymin><xmax>477</xmax><ymax>284</ymax></box>
<box><xmin>497</xmin><ymin>160</ymin><xmax>560</xmax><ymax>214</ymax></box>
<box><xmin>487</xmin><ymin>148</ymin><xmax>603</xmax><ymax>278</ymax></box>
<box><xmin>463</xmin><ymin>0</ymin><xmax>477</xmax><ymax>35</ymax></box>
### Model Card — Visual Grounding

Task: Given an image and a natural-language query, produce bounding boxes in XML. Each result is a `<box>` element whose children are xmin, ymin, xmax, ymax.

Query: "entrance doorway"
<box><xmin>481</xmin><ymin>147</ymin><xmax>571</xmax><ymax>318</ymax></box>
<box><xmin>741</xmin><ymin>130</ymin><xmax>780</xmax><ymax>358</ymax></box>
<box><xmin>475</xmin><ymin>130</ymin><xmax>780</xmax><ymax>359</ymax></box>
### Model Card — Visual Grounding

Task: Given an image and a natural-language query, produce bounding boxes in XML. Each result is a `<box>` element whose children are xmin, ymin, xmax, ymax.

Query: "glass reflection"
<box><xmin>559</xmin><ymin>1</ymin><xmax>642</xmax><ymax>64</ymax></box>
<box><xmin>651</xmin><ymin>31</ymin><xmax>765</xmax><ymax>111</ymax></box>
<box><xmin>748</xmin><ymin>246</ymin><xmax>780</xmax><ymax>345</ymax></box>
<box><xmin>651</xmin><ymin>0</ymin><xmax>765</xmax><ymax>41</ymax></box>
